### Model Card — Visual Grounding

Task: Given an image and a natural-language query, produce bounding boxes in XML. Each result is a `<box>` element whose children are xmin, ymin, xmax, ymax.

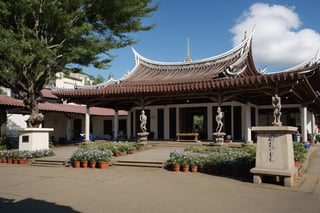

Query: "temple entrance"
<box><xmin>179</xmin><ymin>107</ymin><xmax>207</xmax><ymax>140</ymax></box>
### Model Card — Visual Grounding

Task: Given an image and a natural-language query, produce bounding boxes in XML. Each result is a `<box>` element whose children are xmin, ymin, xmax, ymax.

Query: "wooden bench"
<box><xmin>176</xmin><ymin>133</ymin><xmax>199</xmax><ymax>142</ymax></box>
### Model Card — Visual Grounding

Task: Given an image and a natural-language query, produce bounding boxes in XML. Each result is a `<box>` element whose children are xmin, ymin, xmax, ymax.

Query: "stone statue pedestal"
<box><xmin>250</xmin><ymin>126</ymin><xmax>297</xmax><ymax>187</ymax></box>
<box><xmin>213</xmin><ymin>132</ymin><xmax>226</xmax><ymax>145</ymax></box>
<box><xmin>137</xmin><ymin>132</ymin><xmax>149</xmax><ymax>144</ymax></box>
<box><xmin>19</xmin><ymin>128</ymin><xmax>53</xmax><ymax>151</ymax></box>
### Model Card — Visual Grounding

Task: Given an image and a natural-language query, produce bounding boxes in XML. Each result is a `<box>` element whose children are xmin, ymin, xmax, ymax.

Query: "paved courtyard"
<box><xmin>0</xmin><ymin>145</ymin><xmax>319</xmax><ymax>213</ymax></box>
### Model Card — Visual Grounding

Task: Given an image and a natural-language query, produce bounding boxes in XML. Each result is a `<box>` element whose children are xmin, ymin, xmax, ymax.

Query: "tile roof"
<box><xmin>41</xmin><ymin>89</ymin><xmax>58</xmax><ymax>99</ymax></box>
<box><xmin>0</xmin><ymin>95</ymin><xmax>127</xmax><ymax>116</ymax></box>
<box><xmin>53</xmin><ymin>36</ymin><xmax>259</xmax><ymax>98</ymax></box>
<box><xmin>123</xmin><ymin>36</ymin><xmax>257</xmax><ymax>83</ymax></box>
<box><xmin>0</xmin><ymin>95</ymin><xmax>23</xmax><ymax>107</ymax></box>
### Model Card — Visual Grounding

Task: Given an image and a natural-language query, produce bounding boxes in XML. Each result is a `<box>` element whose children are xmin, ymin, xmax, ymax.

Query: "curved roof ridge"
<box><xmin>270</xmin><ymin>53</ymin><xmax>320</xmax><ymax>74</ymax></box>
<box><xmin>132</xmin><ymin>35</ymin><xmax>252</xmax><ymax>67</ymax></box>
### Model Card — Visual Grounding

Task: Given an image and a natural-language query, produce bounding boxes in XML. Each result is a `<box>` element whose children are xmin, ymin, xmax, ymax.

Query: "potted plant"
<box><xmin>181</xmin><ymin>154</ymin><xmax>190</xmax><ymax>172</ymax></box>
<box><xmin>118</xmin><ymin>143</ymin><xmax>128</xmax><ymax>155</ymax></box>
<box><xmin>206</xmin><ymin>156</ymin><xmax>217</xmax><ymax>174</ymax></box>
<box><xmin>127</xmin><ymin>143</ymin><xmax>136</xmax><ymax>154</ymax></box>
<box><xmin>110</xmin><ymin>143</ymin><xmax>120</xmax><ymax>157</ymax></box>
<box><xmin>189</xmin><ymin>155</ymin><xmax>200</xmax><ymax>173</ymax></box>
<box><xmin>18</xmin><ymin>150</ymin><xmax>31</xmax><ymax>164</ymax></box>
<box><xmin>0</xmin><ymin>152</ymin><xmax>4</xmax><ymax>163</ymax></box>
<box><xmin>5</xmin><ymin>151</ymin><xmax>13</xmax><ymax>163</ymax></box>
<box><xmin>80</xmin><ymin>150</ymin><xmax>89</xmax><ymax>168</ymax></box>
<box><xmin>87</xmin><ymin>149</ymin><xmax>99</xmax><ymax>168</ymax></box>
<box><xmin>70</xmin><ymin>150</ymin><xmax>83</xmax><ymax>168</ymax></box>
<box><xmin>96</xmin><ymin>149</ymin><xmax>113</xmax><ymax>169</ymax></box>
<box><xmin>167</xmin><ymin>151</ymin><xmax>183</xmax><ymax>172</ymax></box>
<box><xmin>198</xmin><ymin>156</ymin><xmax>208</xmax><ymax>173</ymax></box>
<box><xmin>293</xmin><ymin>142</ymin><xmax>306</xmax><ymax>168</ymax></box>
<box><xmin>12</xmin><ymin>151</ymin><xmax>19</xmax><ymax>164</ymax></box>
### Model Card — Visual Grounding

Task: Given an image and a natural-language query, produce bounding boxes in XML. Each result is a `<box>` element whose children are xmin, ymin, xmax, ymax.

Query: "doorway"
<box><xmin>180</xmin><ymin>107</ymin><xmax>207</xmax><ymax>140</ymax></box>
<box><xmin>73</xmin><ymin>119</ymin><xmax>82</xmax><ymax>140</ymax></box>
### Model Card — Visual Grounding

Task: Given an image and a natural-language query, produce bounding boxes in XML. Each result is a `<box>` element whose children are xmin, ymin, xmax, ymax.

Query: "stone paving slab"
<box><xmin>113</xmin><ymin>146</ymin><xmax>184</xmax><ymax>163</ymax></box>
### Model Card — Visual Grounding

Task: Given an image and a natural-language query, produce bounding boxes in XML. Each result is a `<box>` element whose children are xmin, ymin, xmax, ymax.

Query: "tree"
<box><xmin>90</xmin><ymin>74</ymin><xmax>105</xmax><ymax>85</ymax></box>
<box><xmin>0</xmin><ymin>0</ymin><xmax>158</xmax><ymax>127</ymax></box>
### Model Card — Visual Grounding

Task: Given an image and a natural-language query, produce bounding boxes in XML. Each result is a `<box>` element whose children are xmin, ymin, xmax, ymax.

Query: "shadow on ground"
<box><xmin>0</xmin><ymin>197</ymin><xmax>80</xmax><ymax>213</ymax></box>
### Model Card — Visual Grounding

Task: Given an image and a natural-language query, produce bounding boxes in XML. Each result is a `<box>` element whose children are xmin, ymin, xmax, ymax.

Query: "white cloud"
<box><xmin>230</xmin><ymin>3</ymin><xmax>320</xmax><ymax>71</ymax></box>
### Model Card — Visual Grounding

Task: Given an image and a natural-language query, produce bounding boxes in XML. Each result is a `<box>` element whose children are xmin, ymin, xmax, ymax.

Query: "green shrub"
<box><xmin>0</xmin><ymin>136</ymin><xmax>11</xmax><ymax>149</ymax></box>
<box><xmin>293</xmin><ymin>142</ymin><xmax>306</xmax><ymax>161</ymax></box>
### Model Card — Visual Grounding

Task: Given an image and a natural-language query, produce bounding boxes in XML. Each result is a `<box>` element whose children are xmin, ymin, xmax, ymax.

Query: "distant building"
<box><xmin>47</xmin><ymin>71</ymin><xmax>93</xmax><ymax>89</ymax></box>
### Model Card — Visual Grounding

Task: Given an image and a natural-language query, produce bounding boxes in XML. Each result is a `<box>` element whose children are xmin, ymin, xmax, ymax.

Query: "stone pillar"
<box><xmin>301</xmin><ymin>107</ymin><xmax>307</xmax><ymax>142</ymax></box>
<box><xmin>114</xmin><ymin>110</ymin><xmax>119</xmax><ymax>140</ymax></box>
<box><xmin>85</xmin><ymin>106</ymin><xmax>90</xmax><ymax>141</ymax></box>
<box><xmin>164</xmin><ymin>107</ymin><xmax>169</xmax><ymax>140</ymax></box>
<box><xmin>127</xmin><ymin>111</ymin><xmax>131</xmax><ymax>139</ymax></box>
<box><xmin>207</xmin><ymin>106</ymin><xmax>213</xmax><ymax>140</ymax></box>
<box><xmin>311</xmin><ymin>113</ymin><xmax>316</xmax><ymax>137</ymax></box>
<box><xmin>245</xmin><ymin>103</ymin><xmax>253</xmax><ymax>144</ymax></box>
<box><xmin>66</xmin><ymin>118</ymin><xmax>72</xmax><ymax>141</ymax></box>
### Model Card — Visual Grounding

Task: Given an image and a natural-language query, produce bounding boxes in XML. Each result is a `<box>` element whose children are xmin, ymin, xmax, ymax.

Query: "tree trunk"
<box><xmin>0</xmin><ymin>109</ymin><xmax>7</xmax><ymax>125</ymax></box>
<box><xmin>25</xmin><ymin>93</ymin><xmax>44</xmax><ymax>128</ymax></box>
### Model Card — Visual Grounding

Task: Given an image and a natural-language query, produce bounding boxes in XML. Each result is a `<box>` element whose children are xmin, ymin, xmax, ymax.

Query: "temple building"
<box><xmin>53</xmin><ymin>33</ymin><xmax>320</xmax><ymax>143</ymax></box>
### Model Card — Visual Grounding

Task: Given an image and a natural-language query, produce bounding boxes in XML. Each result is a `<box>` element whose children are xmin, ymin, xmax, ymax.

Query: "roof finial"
<box><xmin>242</xmin><ymin>31</ymin><xmax>247</xmax><ymax>41</ymax></box>
<box><xmin>185</xmin><ymin>38</ymin><xmax>192</xmax><ymax>62</ymax></box>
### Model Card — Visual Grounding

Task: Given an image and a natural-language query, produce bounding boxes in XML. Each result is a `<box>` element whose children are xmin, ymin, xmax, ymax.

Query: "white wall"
<box><xmin>6</xmin><ymin>114</ymin><xmax>28</xmax><ymax>137</ymax></box>
<box><xmin>44</xmin><ymin>112</ymin><xmax>68</xmax><ymax>140</ymax></box>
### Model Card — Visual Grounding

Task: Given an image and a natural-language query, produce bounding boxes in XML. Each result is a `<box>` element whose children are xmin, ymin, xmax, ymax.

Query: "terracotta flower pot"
<box><xmin>182</xmin><ymin>165</ymin><xmax>189</xmax><ymax>172</ymax></box>
<box><xmin>191</xmin><ymin>165</ymin><xmax>198</xmax><ymax>173</ymax></box>
<box><xmin>19</xmin><ymin>158</ymin><xmax>28</xmax><ymax>164</ymax></box>
<box><xmin>114</xmin><ymin>151</ymin><xmax>120</xmax><ymax>157</ymax></box>
<box><xmin>98</xmin><ymin>161</ymin><xmax>110</xmax><ymax>169</ymax></box>
<box><xmin>81</xmin><ymin>161</ymin><xmax>88</xmax><ymax>168</ymax></box>
<box><xmin>13</xmin><ymin>158</ymin><xmax>19</xmax><ymax>164</ymax></box>
<box><xmin>89</xmin><ymin>161</ymin><xmax>96</xmax><ymax>168</ymax></box>
<box><xmin>294</xmin><ymin>160</ymin><xmax>300</xmax><ymax>168</ymax></box>
<box><xmin>72</xmin><ymin>161</ymin><xmax>80</xmax><ymax>168</ymax></box>
<box><xmin>127</xmin><ymin>150</ymin><xmax>135</xmax><ymax>154</ymax></box>
<box><xmin>7</xmin><ymin>158</ymin><xmax>13</xmax><ymax>164</ymax></box>
<box><xmin>172</xmin><ymin>164</ymin><xmax>180</xmax><ymax>172</ymax></box>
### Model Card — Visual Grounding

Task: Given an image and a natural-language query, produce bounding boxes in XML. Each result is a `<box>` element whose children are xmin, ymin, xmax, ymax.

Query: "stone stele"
<box><xmin>250</xmin><ymin>126</ymin><xmax>297</xmax><ymax>187</ymax></box>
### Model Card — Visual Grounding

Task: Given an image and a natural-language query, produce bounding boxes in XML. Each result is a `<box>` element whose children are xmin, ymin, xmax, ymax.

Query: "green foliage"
<box><xmin>293</xmin><ymin>142</ymin><xmax>307</xmax><ymax>161</ymax></box>
<box><xmin>0</xmin><ymin>0</ymin><xmax>158</xmax><ymax>127</ymax></box>
<box><xmin>90</xmin><ymin>74</ymin><xmax>105</xmax><ymax>85</ymax></box>
<box><xmin>177</xmin><ymin>145</ymin><xmax>256</xmax><ymax>169</ymax></box>
<box><xmin>0</xmin><ymin>136</ymin><xmax>12</xmax><ymax>150</ymax></box>
<box><xmin>0</xmin><ymin>87</ymin><xmax>5</xmax><ymax>95</ymax></box>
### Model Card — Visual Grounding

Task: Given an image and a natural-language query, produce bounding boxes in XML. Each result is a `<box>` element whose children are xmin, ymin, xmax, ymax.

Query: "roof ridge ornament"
<box><xmin>184</xmin><ymin>38</ymin><xmax>192</xmax><ymax>62</ymax></box>
<box><xmin>242</xmin><ymin>31</ymin><xmax>247</xmax><ymax>42</ymax></box>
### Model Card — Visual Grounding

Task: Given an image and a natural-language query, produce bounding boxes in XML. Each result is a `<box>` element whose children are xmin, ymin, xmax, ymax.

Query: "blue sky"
<box><xmin>84</xmin><ymin>0</ymin><xmax>320</xmax><ymax>80</ymax></box>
